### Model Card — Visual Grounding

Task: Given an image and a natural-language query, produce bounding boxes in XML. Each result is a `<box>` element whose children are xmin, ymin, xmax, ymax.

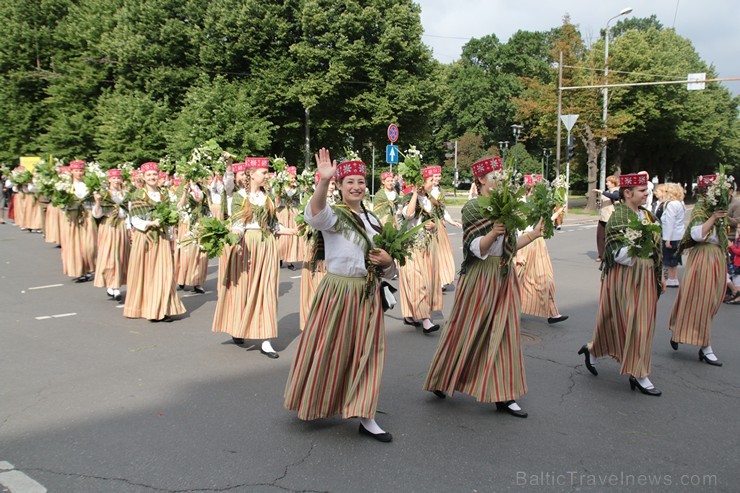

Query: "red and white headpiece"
<box><xmin>619</xmin><ymin>173</ymin><xmax>647</xmax><ymax>188</ymax></box>
<box><xmin>140</xmin><ymin>162</ymin><xmax>159</xmax><ymax>173</ymax></box>
<box><xmin>472</xmin><ymin>157</ymin><xmax>502</xmax><ymax>178</ymax></box>
<box><xmin>429</xmin><ymin>166</ymin><xmax>442</xmax><ymax>176</ymax></box>
<box><xmin>69</xmin><ymin>160</ymin><xmax>86</xmax><ymax>170</ymax></box>
<box><xmin>59</xmin><ymin>166</ymin><xmax>70</xmax><ymax>174</ymax></box>
<box><xmin>314</xmin><ymin>172</ymin><xmax>335</xmax><ymax>184</ymax></box>
<box><xmin>244</xmin><ymin>157</ymin><xmax>270</xmax><ymax>169</ymax></box>
<box><xmin>422</xmin><ymin>166</ymin><xmax>437</xmax><ymax>179</ymax></box>
<box><xmin>106</xmin><ymin>168</ymin><xmax>122</xmax><ymax>178</ymax></box>
<box><xmin>286</xmin><ymin>166</ymin><xmax>297</xmax><ymax>176</ymax></box>
<box><xmin>402</xmin><ymin>186</ymin><xmax>415</xmax><ymax>195</ymax></box>
<box><xmin>523</xmin><ymin>174</ymin><xmax>535</xmax><ymax>186</ymax></box>
<box><xmin>131</xmin><ymin>169</ymin><xmax>141</xmax><ymax>178</ymax></box>
<box><xmin>336</xmin><ymin>160</ymin><xmax>366</xmax><ymax>180</ymax></box>
<box><xmin>158</xmin><ymin>171</ymin><xmax>167</xmax><ymax>179</ymax></box>
<box><xmin>535</xmin><ymin>174</ymin><xmax>543</xmax><ymax>183</ymax></box>
<box><xmin>232</xmin><ymin>162</ymin><xmax>246</xmax><ymax>174</ymax></box>
<box><xmin>697</xmin><ymin>174</ymin><xmax>717</xmax><ymax>188</ymax></box>
<box><xmin>381</xmin><ymin>171</ymin><xmax>393</xmax><ymax>181</ymax></box>
<box><xmin>172</xmin><ymin>178</ymin><xmax>183</xmax><ymax>187</ymax></box>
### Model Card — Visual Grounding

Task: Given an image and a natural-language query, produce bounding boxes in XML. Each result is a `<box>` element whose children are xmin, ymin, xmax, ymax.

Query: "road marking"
<box><xmin>0</xmin><ymin>461</ymin><xmax>47</xmax><ymax>493</ymax></box>
<box><xmin>35</xmin><ymin>313</ymin><xmax>77</xmax><ymax>320</ymax></box>
<box><xmin>290</xmin><ymin>275</ymin><xmax>302</xmax><ymax>279</ymax></box>
<box><xmin>28</xmin><ymin>284</ymin><xmax>63</xmax><ymax>291</ymax></box>
<box><xmin>181</xmin><ymin>292</ymin><xmax>208</xmax><ymax>298</ymax></box>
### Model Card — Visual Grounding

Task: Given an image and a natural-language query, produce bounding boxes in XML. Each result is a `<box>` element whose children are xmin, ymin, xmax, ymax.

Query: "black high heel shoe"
<box><xmin>578</xmin><ymin>345</ymin><xmax>598</xmax><ymax>376</ymax></box>
<box><xmin>432</xmin><ymin>390</ymin><xmax>446</xmax><ymax>399</ymax></box>
<box><xmin>670</xmin><ymin>339</ymin><xmax>679</xmax><ymax>351</ymax></box>
<box><xmin>495</xmin><ymin>400</ymin><xmax>528</xmax><ymax>418</ymax></box>
<box><xmin>628</xmin><ymin>376</ymin><xmax>662</xmax><ymax>396</ymax></box>
<box><xmin>699</xmin><ymin>349</ymin><xmax>723</xmax><ymax>367</ymax></box>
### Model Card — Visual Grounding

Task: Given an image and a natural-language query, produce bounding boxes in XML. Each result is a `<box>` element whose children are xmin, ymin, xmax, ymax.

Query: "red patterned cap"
<box><xmin>59</xmin><ymin>166</ymin><xmax>70</xmax><ymax>174</ymax></box>
<box><xmin>158</xmin><ymin>171</ymin><xmax>167</xmax><ymax>179</ymax></box>
<box><xmin>402</xmin><ymin>186</ymin><xmax>415</xmax><ymax>195</ymax></box>
<box><xmin>286</xmin><ymin>166</ymin><xmax>297</xmax><ymax>176</ymax></box>
<box><xmin>381</xmin><ymin>171</ymin><xmax>393</xmax><ymax>181</ymax></box>
<box><xmin>523</xmin><ymin>174</ymin><xmax>535</xmax><ymax>185</ymax></box>
<box><xmin>173</xmin><ymin>178</ymin><xmax>183</xmax><ymax>187</ymax></box>
<box><xmin>422</xmin><ymin>166</ymin><xmax>437</xmax><ymax>179</ymax></box>
<box><xmin>535</xmin><ymin>174</ymin><xmax>543</xmax><ymax>183</ymax></box>
<box><xmin>619</xmin><ymin>173</ymin><xmax>647</xmax><ymax>187</ymax></box>
<box><xmin>233</xmin><ymin>162</ymin><xmax>246</xmax><ymax>174</ymax></box>
<box><xmin>106</xmin><ymin>168</ymin><xmax>122</xmax><ymax>178</ymax></box>
<box><xmin>697</xmin><ymin>174</ymin><xmax>717</xmax><ymax>188</ymax></box>
<box><xmin>429</xmin><ymin>166</ymin><xmax>442</xmax><ymax>176</ymax></box>
<box><xmin>69</xmin><ymin>160</ymin><xmax>86</xmax><ymax>170</ymax></box>
<box><xmin>336</xmin><ymin>160</ymin><xmax>366</xmax><ymax>180</ymax></box>
<box><xmin>140</xmin><ymin>162</ymin><xmax>159</xmax><ymax>173</ymax></box>
<box><xmin>472</xmin><ymin>157</ymin><xmax>502</xmax><ymax>178</ymax></box>
<box><xmin>245</xmin><ymin>157</ymin><xmax>270</xmax><ymax>169</ymax></box>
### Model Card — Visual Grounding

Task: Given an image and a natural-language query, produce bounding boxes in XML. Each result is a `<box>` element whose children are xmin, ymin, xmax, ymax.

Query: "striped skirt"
<box><xmin>399</xmin><ymin>245</ymin><xmax>435</xmax><ymax>319</ymax></box>
<box><xmin>277</xmin><ymin>206</ymin><xmax>303</xmax><ymax>263</ymax></box>
<box><xmin>123</xmin><ymin>230</ymin><xmax>185</xmax><ymax>320</ymax></box>
<box><xmin>174</xmin><ymin>221</ymin><xmax>208</xmax><ymax>287</ymax></box>
<box><xmin>211</xmin><ymin>230</ymin><xmax>279</xmax><ymax>339</ymax></box>
<box><xmin>44</xmin><ymin>205</ymin><xmax>61</xmax><ymax>244</ymax></box>
<box><xmin>61</xmin><ymin>212</ymin><xmax>97</xmax><ymax>278</ymax></box>
<box><xmin>424</xmin><ymin>257</ymin><xmax>527</xmax><ymax>402</ymax></box>
<box><xmin>436</xmin><ymin>224</ymin><xmax>456</xmax><ymax>286</ymax></box>
<box><xmin>93</xmin><ymin>216</ymin><xmax>129</xmax><ymax>289</ymax></box>
<box><xmin>209</xmin><ymin>203</ymin><xmax>224</xmax><ymax>221</ymax></box>
<box><xmin>517</xmin><ymin>237</ymin><xmax>559</xmax><ymax>319</ymax></box>
<box><xmin>285</xmin><ymin>273</ymin><xmax>385</xmax><ymax>420</ymax></box>
<box><xmin>300</xmin><ymin>257</ymin><xmax>326</xmax><ymax>331</ymax></box>
<box><xmin>669</xmin><ymin>244</ymin><xmax>726</xmax><ymax>347</ymax></box>
<box><xmin>13</xmin><ymin>193</ymin><xmax>26</xmax><ymax>228</ymax></box>
<box><xmin>589</xmin><ymin>258</ymin><xmax>658</xmax><ymax>378</ymax></box>
<box><xmin>24</xmin><ymin>194</ymin><xmax>43</xmax><ymax>230</ymax></box>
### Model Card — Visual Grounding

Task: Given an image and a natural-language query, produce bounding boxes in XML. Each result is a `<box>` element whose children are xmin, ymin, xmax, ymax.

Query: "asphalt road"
<box><xmin>1</xmin><ymin>212</ymin><xmax>738</xmax><ymax>493</ymax></box>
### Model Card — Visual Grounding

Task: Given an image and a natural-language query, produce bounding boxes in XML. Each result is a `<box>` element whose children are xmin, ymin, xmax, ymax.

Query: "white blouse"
<box><xmin>470</xmin><ymin>235</ymin><xmax>504</xmax><ymax>259</ymax></box>
<box><xmin>305</xmin><ymin>199</ymin><xmax>397</xmax><ymax>279</ymax></box>
<box><xmin>690</xmin><ymin>225</ymin><xmax>720</xmax><ymax>245</ymax></box>
<box><xmin>231</xmin><ymin>190</ymin><xmax>276</xmax><ymax>232</ymax></box>
<box><xmin>403</xmin><ymin>194</ymin><xmax>432</xmax><ymax>227</ymax></box>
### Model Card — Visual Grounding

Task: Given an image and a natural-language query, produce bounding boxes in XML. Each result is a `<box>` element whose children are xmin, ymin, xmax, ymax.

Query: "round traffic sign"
<box><xmin>387</xmin><ymin>124</ymin><xmax>399</xmax><ymax>143</ymax></box>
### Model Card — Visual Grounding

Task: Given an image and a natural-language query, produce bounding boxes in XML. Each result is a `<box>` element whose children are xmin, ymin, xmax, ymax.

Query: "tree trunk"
<box><xmin>580</xmin><ymin>123</ymin><xmax>605</xmax><ymax>211</ymax></box>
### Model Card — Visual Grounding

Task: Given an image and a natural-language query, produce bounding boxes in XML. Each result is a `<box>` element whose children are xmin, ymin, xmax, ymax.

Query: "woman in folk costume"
<box><xmin>399</xmin><ymin>167</ymin><xmax>443</xmax><ymax>333</ymax></box>
<box><xmin>211</xmin><ymin>158</ymin><xmax>294</xmax><ymax>358</ymax></box>
<box><xmin>123</xmin><ymin>162</ymin><xmax>185</xmax><ymax>322</ymax></box>
<box><xmin>62</xmin><ymin>160</ymin><xmax>98</xmax><ymax>282</ymax></box>
<box><xmin>516</xmin><ymin>174</ymin><xmax>568</xmax><ymax>324</ymax></box>
<box><xmin>92</xmin><ymin>168</ymin><xmax>129</xmax><ymax>301</ymax></box>
<box><xmin>668</xmin><ymin>174</ymin><xmax>730</xmax><ymax>366</ymax></box>
<box><xmin>276</xmin><ymin>165</ymin><xmax>303</xmax><ymax>270</ymax></box>
<box><xmin>431</xmin><ymin>167</ymin><xmax>462</xmax><ymax>288</ymax></box>
<box><xmin>424</xmin><ymin>157</ymin><xmax>543</xmax><ymax>418</ymax></box>
<box><xmin>44</xmin><ymin>170</ymin><xmax>63</xmax><ymax>245</ymax></box>
<box><xmin>373</xmin><ymin>171</ymin><xmax>400</xmax><ymax>226</ymax></box>
<box><xmin>578</xmin><ymin>173</ymin><xmax>664</xmax><ymax>396</ymax></box>
<box><xmin>206</xmin><ymin>172</ymin><xmax>227</xmax><ymax>220</ymax></box>
<box><xmin>173</xmin><ymin>179</ymin><xmax>208</xmax><ymax>294</ymax></box>
<box><xmin>299</xmin><ymin>173</ymin><xmax>334</xmax><ymax>330</ymax></box>
<box><xmin>285</xmin><ymin>149</ymin><xmax>397</xmax><ymax>442</ymax></box>
<box><xmin>23</xmin><ymin>173</ymin><xmax>44</xmax><ymax>233</ymax></box>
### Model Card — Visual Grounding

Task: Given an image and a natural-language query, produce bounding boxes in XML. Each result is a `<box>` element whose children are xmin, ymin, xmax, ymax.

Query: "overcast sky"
<box><xmin>417</xmin><ymin>0</ymin><xmax>739</xmax><ymax>94</ymax></box>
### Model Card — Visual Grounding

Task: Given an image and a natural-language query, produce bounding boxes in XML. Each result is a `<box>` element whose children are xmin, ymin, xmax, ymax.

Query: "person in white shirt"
<box><xmin>660</xmin><ymin>183</ymin><xmax>686</xmax><ymax>287</ymax></box>
<box><xmin>285</xmin><ymin>148</ymin><xmax>397</xmax><ymax>443</ymax></box>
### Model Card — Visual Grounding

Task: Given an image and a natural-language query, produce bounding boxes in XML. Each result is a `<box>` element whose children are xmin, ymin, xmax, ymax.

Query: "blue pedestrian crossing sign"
<box><xmin>386</xmin><ymin>145</ymin><xmax>399</xmax><ymax>164</ymax></box>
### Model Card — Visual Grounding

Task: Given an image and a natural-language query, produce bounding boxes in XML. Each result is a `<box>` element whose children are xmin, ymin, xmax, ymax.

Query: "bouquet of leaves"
<box><xmin>551</xmin><ymin>175</ymin><xmax>567</xmax><ymax>206</ymax></box>
<box><xmin>704</xmin><ymin>166</ymin><xmax>735</xmax><ymax>212</ymax></box>
<box><xmin>0</xmin><ymin>163</ymin><xmax>11</xmax><ymax>179</ymax></box>
<box><xmin>372</xmin><ymin>220</ymin><xmax>428</xmax><ymax>267</ymax></box>
<box><xmin>268</xmin><ymin>156</ymin><xmax>293</xmax><ymax>200</ymax></box>
<box><xmin>295</xmin><ymin>168</ymin><xmax>313</xmax><ymax>192</ymax></box>
<box><xmin>120</xmin><ymin>161</ymin><xmax>135</xmax><ymax>182</ymax></box>
<box><xmin>526</xmin><ymin>182</ymin><xmax>558</xmax><ymax>239</ymax></box>
<box><xmin>178</xmin><ymin>140</ymin><xmax>225</xmax><ymax>182</ymax></box>
<box><xmin>158</xmin><ymin>155</ymin><xmax>176</xmax><ymax>175</ymax></box>
<box><xmin>398</xmin><ymin>145</ymin><xmax>423</xmax><ymax>187</ymax></box>
<box><xmin>477</xmin><ymin>177</ymin><xmax>529</xmax><ymax>233</ymax></box>
<box><xmin>621</xmin><ymin>214</ymin><xmax>662</xmax><ymax>259</ymax></box>
<box><xmin>152</xmin><ymin>198</ymin><xmax>180</xmax><ymax>228</ymax></box>
<box><xmin>294</xmin><ymin>193</ymin><xmax>311</xmax><ymax>237</ymax></box>
<box><xmin>34</xmin><ymin>158</ymin><xmax>62</xmax><ymax>198</ymax></box>
<box><xmin>51</xmin><ymin>174</ymin><xmax>76</xmax><ymax>208</ymax></box>
<box><xmin>83</xmin><ymin>161</ymin><xmax>107</xmax><ymax>195</ymax></box>
<box><xmin>179</xmin><ymin>216</ymin><xmax>239</xmax><ymax>259</ymax></box>
<box><xmin>10</xmin><ymin>167</ymin><xmax>33</xmax><ymax>187</ymax></box>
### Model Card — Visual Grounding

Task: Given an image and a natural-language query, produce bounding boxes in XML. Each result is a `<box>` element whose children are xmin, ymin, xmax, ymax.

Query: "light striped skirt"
<box><xmin>424</xmin><ymin>257</ymin><xmax>527</xmax><ymax>402</ymax></box>
<box><xmin>174</xmin><ymin>221</ymin><xmax>208</xmax><ymax>287</ymax></box>
<box><xmin>300</xmin><ymin>257</ymin><xmax>326</xmax><ymax>331</ymax></box>
<box><xmin>44</xmin><ymin>205</ymin><xmax>61</xmax><ymax>244</ymax></box>
<box><xmin>61</xmin><ymin>212</ymin><xmax>97</xmax><ymax>278</ymax></box>
<box><xmin>399</xmin><ymin>245</ymin><xmax>437</xmax><ymax>319</ymax></box>
<box><xmin>123</xmin><ymin>230</ymin><xmax>185</xmax><ymax>320</ymax></box>
<box><xmin>436</xmin><ymin>224</ymin><xmax>456</xmax><ymax>286</ymax></box>
<box><xmin>24</xmin><ymin>194</ymin><xmax>43</xmax><ymax>230</ymax></box>
<box><xmin>285</xmin><ymin>273</ymin><xmax>385</xmax><ymax>420</ymax></box>
<box><xmin>517</xmin><ymin>237</ymin><xmax>559</xmax><ymax>319</ymax></box>
<box><xmin>13</xmin><ymin>193</ymin><xmax>26</xmax><ymax>228</ymax></box>
<box><xmin>93</xmin><ymin>216</ymin><xmax>129</xmax><ymax>289</ymax></box>
<box><xmin>589</xmin><ymin>258</ymin><xmax>658</xmax><ymax>378</ymax></box>
<box><xmin>669</xmin><ymin>244</ymin><xmax>726</xmax><ymax>347</ymax></box>
<box><xmin>209</xmin><ymin>203</ymin><xmax>224</xmax><ymax>221</ymax></box>
<box><xmin>277</xmin><ymin>206</ymin><xmax>303</xmax><ymax>263</ymax></box>
<box><xmin>211</xmin><ymin>230</ymin><xmax>279</xmax><ymax>339</ymax></box>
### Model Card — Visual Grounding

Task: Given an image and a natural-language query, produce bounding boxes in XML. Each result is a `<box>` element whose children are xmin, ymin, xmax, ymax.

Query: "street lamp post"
<box><xmin>498</xmin><ymin>141</ymin><xmax>509</xmax><ymax>162</ymax></box>
<box><xmin>600</xmin><ymin>6</ymin><xmax>633</xmax><ymax>190</ymax></box>
<box><xmin>543</xmin><ymin>149</ymin><xmax>552</xmax><ymax>179</ymax></box>
<box><xmin>511</xmin><ymin>124</ymin><xmax>523</xmax><ymax>171</ymax></box>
